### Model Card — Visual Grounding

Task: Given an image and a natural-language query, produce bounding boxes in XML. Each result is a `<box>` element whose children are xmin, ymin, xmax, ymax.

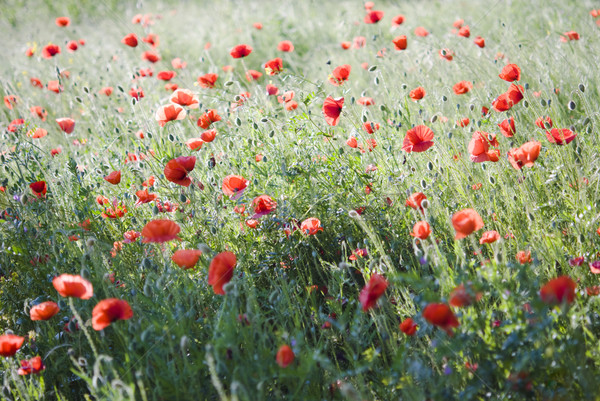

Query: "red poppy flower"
<box><xmin>172</xmin><ymin>249</ymin><xmax>203</xmax><ymax>269</ymax></box>
<box><xmin>99</xmin><ymin>87</ymin><xmax>113</xmax><ymax>96</ymax></box>
<box><xmin>498</xmin><ymin>117</ymin><xmax>516</xmax><ymax>137</ymax></box>
<box><xmin>535</xmin><ymin>116</ymin><xmax>552</xmax><ymax>129</ymax></box>
<box><xmin>405</xmin><ymin>192</ymin><xmax>427</xmax><ymax>213</ymax></box>
<box><xmin>277</xmin><ymin>40</ymin><xmax>294</xmax><ymax>52</ymax></box>
<box><xmin>104</xmin><ymin>171</ymin><xmax>121</xmax><ymax>185</ymax></box>
<box><xmin>230</xmin><ymin>44</ymin><xmax>253</xmax><ymax>58</ymax></box>
<box><xmin>346</xmin><ymin>137</ymin><xmax>358</xmax><ymax>148</ymax></box>
<box><xmin>276</xmin><ymin>345</ymin><xmax>295</xmax><ymax>368</ymax></box>
<box><xmin>197</xmin><ymin>73</ymin><xmax>218</xmax><ymax>88</ymax></box>
<box><xmin>474</xmin><ymin>36</ymin><xmax>485</xmax><ymax>48</ymax></box>
<box><xmin>300</xmin><ymin>218</ymin><xmax>323</xmax><ymax>235</ymax></box>
<box><xmin>409</xmin><ymin>86</ymin><xmax>426</xmax><ymax>101</ymax></box>
<box><xmin>265</xmin><ymin>58</ymin><xmax>283</xmax><ymax>75</ymax></box>
<box><xmin>359</xmin><ymin>273</ymin><xmax>388</xmax><ymax>311</ymax></box>
<box><xmin>414</xmin><ymin>26</ymin><xmax>429</xmax><ymax>36</ymax></box>
<box><xmin>341</xmin><ymin>41</ymin><xmax>351</xmax><ymax>50</ymax></box>
<box><xmin>362</xmin><ymin>121</ymin><xmax>380</xmax><ymax>134</ymax></box>
<box><xmin>142</xmin><ymin>51</ymin><xmax>160</xmax><ymax>63</ymax></box>
<box><xmin>540</xmin><ymin>276</ymin><xmax>576</xmax><ymax>305</ymax></box>
<box><xmin>479</xmin><ymin>230</ymin><xmax>500</xmax><ymax>244</ymax></box>
<box><xmin>507</xmin><ymin>83</ymin><xmax>525</xmax><ymax>104</ymax></box>
<box><xmin>246</xmin><ymin>70</ymin><xmax>263</xmax><ymax>81</ymax></box>
<box><xmin>30</xmin><ymin>181</ymin><xmax>47</xmax><ymax>198</ymax></box>
<box><xmin>453</xmin><ymin>81</ymin><xmax>472</xmax><ymax>95</ymax></box>
<box><xmin>30</xmin><ymin>77</ymin><xmax>43</xmax><ymax>88</ymax></box>
<box><xmin>353</xmin><ymin>36</ymin><xmax>366</xmax><ymax>48</ymax></box>
<box><xmin>0</xmin><ymin>334</ymin><xmax>25</xmax><ymax>357</ymax></box>
<box><xmin>142</xmin><ymin>33</ymin><xmax>159</xmax><ymax>47</ymax></box>
<box><xmin>266</xmin><ymin>84</ymin><xmax>279</xmax><ymax>96</ymax></box>
<box><xmin>560</xmin><ymin>31</ymin><xmax>580</xmax><ymax>42</ymax></box>
<box><xmin>423</xmin><ymin>303</ymin><xmax>459</xmax><ymax>335</ymax></box>
<box><xmin>252</xmin><ymin>195</ymin><xmax>277</xmax><ymax>218</ymax></box>
<box><xmin>121</xmin><ymin>33</ymin><xmax>138</xmax><ymax>47</ymax></box>
<box><xmin>456</xmin><ymin>117</ymin><xmax>470</xmax><ymax>127</ymax></box>
<box><xmin>499</xmin><ymin>64</ymin><xmax>521</xmax><ymax>82</ymax></box>
<box><xmin>329</xmin><ymin>64</ymin><xmax>351</xmax><ymax>86</ymax></box>
<box><xmin>56</xmin><ymin>118</ymin><xmax>75</xmax><ymax>134</ymax></box>
<box><xmin>130</xmin><ymin>87</ymin><xmax>144</xmax><ymax>100</ymax></box>
<box><xmin>222</xmin><ymin>175</ymin><xmax>248</xmax><ymax>199</ymax></box>
<box><xmin>358</xmin><ymin>97</ymin><xmax>374</xmax><ymax>106</ymax></box>
<box><xmin>135</xmin><ymin>189</ymin><xmax>157</xmax><ymax>206</ymax></box>
<box><xmin>170</xmin><ymin>89</ymin><xmax>199</xmax><ymax>108</ymax></box>
<box><xmin>30</xmin><ymin>301</ymin><xmax>60</xmax><ymax>320</ymax></box>
<box><xmin>4</xmin><ymin>95</ymin><xmax>17</xmax><ymax>109</ymax></box>
<box><xmin>468</xmin><ymin>131</ymin><xmax>500</xmax><ymax>163</ymax></box>
<box><xmin>52</xmin><ymin>274</ymin><xmax>93</xmax><ymax>299</ymax></box>
<box><xmin>142</xmin><ymin>219</ymin><xmax>181</xmax><ymax>243</ymax></box>
<box><xmin>67</xmin><ymin>40</ymin><xmax>78</xmax><ymax>52</ymax></box>
<box><xmin>449</xmin><ymin>283</ymin><xmax>482</xmax><ymax>307</ymax></box>
<box><xmin>392</xmin><ymin>14</ymin><xmax>405</xmax><ymax>26</ymax></box>
<box><xmin>439</xmin><ymin>48</ymin><xmax>454</xmax><ymax>61</ymax></box>
<box><xmin>197</xmin><ymin>109</ymin><xmax>221</xmax><ymax>129</ymax></box>
<box><xmin>156</xmin><ymin>104</ymin><xmax>186</xmax><ymax>127</ymax></box>
<box><xmin>452</xmin><ymin>208</ymin><xmax>484</xmax><ymax>239</ymax></box>
<box><xmin>208</xmin><ymin>251</ymin><xmax>237</xmax><ymax>295</ymax></box>
<box><xmin>164</xmin><ymin>156</ymin><xmax>196</xmax><ymax>186</ymax></box>
<box><xmin>392</xmin><ymin>35</ymin><xmax>407</xmax><ymax>50</ymax></box>
<box><xmin>200</xmin><ymin>129</ymin><xmax>216</xmax><ymax>142</ymax></box>
<box><xmin>18</xmin><ymin>356</ymin><xmax>45</xmax><ymax>375</ymax></box>
<box><xmin>507</xmin><ymin>141</ymin><xmax>541</xmax><ymax>170</ymax></box>
<box><xmin>545</xmin><ymin>128</ymin><xmax>577</xmax><ymax>145</ymax></box>
<box><xmin>458</xmin><ymin>25</ymin><xmax>470</xmax><ymax>37</ymax></box>
<box><xmin>516</xmin><ymin>250</ymin><xmax>532</xmax><ymax>264</ymax></box>
<box><xmin>55</xmin><ymin>16</ymin><xmax>70</xmax><ymax>26</ymax></box>
<box><xmin>410</xmin><ymin>221</ymin><xmax>431</xmax><ymax>239</ymax></box>
<box><xmin>42</xmin><ymin>43</ymin><xmax>61</xmax><ymax>58</ymax></box>
<box><xmin>157</xmin><ymin>71</ymin><xmax>176</xmax><ymax>81</ymax></box>
<box><xmin>402</xmin><ymin>125</ymin><xmax>434</xmax><ymax>153</ymax></box>
<box><xmin>28</xmin><ymin>128</ymin><xmax>48</xmax><ymax>139</ymax></box>
<box><xmin>92</xmin><ymin>298</ymin><xmax>133</xmax><ymax>331</ymax></box>
<box><xmin>399</xmin><ymin>318</ymin><xmax>418</xmax><ymax>335</ymax></box>
<box><xmin>171</xmin><ymin>58</ymin><xmax>187</xmax><ymax>69</ymax></box>
<box><xmin>322</xmin><ymin>96</ymin><xmax>344</xmax><ymax>126</ymax></box>
<box><xmin>364</xmin><ymin>10</ymin><xmax>384</xmax><ymax>24</ymax></box>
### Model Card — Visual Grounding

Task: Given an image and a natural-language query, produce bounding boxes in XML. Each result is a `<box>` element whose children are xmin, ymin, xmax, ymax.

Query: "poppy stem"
<box><xmin>69</xmin><ymin>297</ymin><xmax>98</xmax><ymax>358</ymax></box>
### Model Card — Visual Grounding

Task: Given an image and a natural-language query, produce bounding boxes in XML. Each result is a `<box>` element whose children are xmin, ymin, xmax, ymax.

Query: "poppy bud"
<box><xmin>579</xmin><ymin>84</ymin><xmax>585</xmax><ymax>93</ymax></box>
<box><xmin>568</xmin><ymin>101</ymin><xmax>576</xmax><ymax>110</ymax></box>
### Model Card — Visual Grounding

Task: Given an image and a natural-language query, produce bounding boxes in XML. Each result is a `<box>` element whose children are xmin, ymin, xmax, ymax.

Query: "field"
<box><xmin>1</xmin><ymin>0</ymin><xmax>600</xmax><ymax>399</ymax></box>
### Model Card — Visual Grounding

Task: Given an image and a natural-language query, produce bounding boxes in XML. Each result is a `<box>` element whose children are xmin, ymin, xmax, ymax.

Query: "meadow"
<box><xmin>1</xmin><ymin>0</ymin><xmax>600</xmax><ymax>399</ymax></box>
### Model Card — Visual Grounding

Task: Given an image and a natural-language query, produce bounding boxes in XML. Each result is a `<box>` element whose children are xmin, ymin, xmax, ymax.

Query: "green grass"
<box><xmin>1</xmin><ymin>0</ymin><xmax>600</xmax><ymax>399</ymax></box>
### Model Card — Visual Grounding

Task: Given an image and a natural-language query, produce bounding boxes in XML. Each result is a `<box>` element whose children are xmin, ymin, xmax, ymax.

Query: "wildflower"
<box><xmin>449</xmin><ymin>283</ymin><xmax>482</xmax><ymax>307</ymax></box>
<box><xmin>42</xmin><ymin>43</ymin><xmax>61</xmax><ymax>58</ymax></box>
<box><xmin>0</xmin><ymin>334</ymin><xmax>25</xmax><ymax>357</ymax></box>
<box><xmin>208</xmin><ymin>251</ymin><xmax>237</xmax><ymax>295</ymax></box>
<box><xmin>164</xmin><ymin>156</ymin><xmax>196</xmax><ymax>186</ymax></box>
<box><xmin>392</xmin><ymin>35</ymin><xmax>407</xmax><ymax>50</ymax></box>
<box><xmin>322</xmin><ymin>96</ymin><xmax>344</xmax><ymax>126</ymax></box>
<box><xmin>52</xmin><ymin>274</ymin><xmax>93</xmax><ymax>299</ymax></box>
<box><xmin>265</xmin><ymin>58</ymin><xmax>283</xmax><ymax>75</ymax></box>
<box><xmin>516</xmin><ymin>250</ymin><xmax>532</xmax><ymax>264</ymax></box>
<box><xmin>29</xmin><ymin>181</ymin><xmax>47</xmax><ymax>198</ymax></box>
<box><xmin>402</xmin><ymin>125</ymin><xmax>434</xmax><ymax>153</ymax></box>
<box><xmin>276</xmin><ymin>345</ymin><xmax>295</xmax><ymax>368</ymax></box>
<box><xmin>141</xmin><ymin>218</ymin><xmax>181</xmax><ymax>243</ymax></box>
<box><xmin>405</xmin><ymin>192</ymin><xmax>427</xmax><ymax>213</ymax></box>
<box><xmin>453</xmin><ymin>81</ymin><xmax>473</xmax><ymax>95</ymax></box>
<box><xmin>507</xmin><ymin>141</ymin><xmax>541</xmax><ymax>170</ymax></box>
<box><xmin>104</xmin><ymin>171</ymin><xmax>121</xmax><ymax>185</ymax></box>
<box><xmin>222</xmin><ymin>175</ymin><xmax>248</xmax><ymax>199</ymax></box>
<box><xmin>300</xmin><ymin>218</ymin><xmax>323</xmax><ymax>235</ymax></box>
<box><xmin>499</xmin><ymin>64</ymin><xmax>521</xmax><ymax>81</ymax></box>
<box><xmin>329</xmin><ymin>65</ymin><xmax>351</xmax><ymax>86</ymax></box>
<box><xmin>197</xmin><ymin>109</ymin><xmax>221</xmax><ymax>129</ymax></box>
<box><xmin>252</xmin><ymin>195</ymin><xmax>277</xmax><ymax>218</ymax></box>
<box><xmin>121</xmin><ymin>33</ymin><xmax>138</xmax><ymax>47</ymax></box>
<box><xmin>92</xmin><ymin>298</ymin><xmax>133</xmax><ymax>330</ymax></box>
<box><xmin>468</xmin><ymin>131</ymin><xmax>500</xmax><ymax>163</ymax></box>
<box><xmin>545</xmin><ymin>128</ymin><xmax>577</xmax><ymax>145</ymax></box>
<box><xmin>399</xmin><ymin>318</ymin><xmax>418</xmax><ymax>335</ymax></box>
<box><xmin>277</xmin><ymin>40</ymin><xmax>294</xmax><ymax>52</ymax></box>
<box><xmin>56</xmin><ymin>118</ymin><xmax>75</xmax><ymax>134</ymax></box>
<box><xmin>540</xmin><ymin>276</ymin><xmax>576</xmax><ymax>305</ymax></box>
<box><xmin>359</xmin><ymin>273</ymin><xmax>388</xmax><ymax>311</ymax></box>
<box><xmin>18</xmin><ymin>356</ymin><xmax>45</xmax><ymax>375</ymax></box>
<box><xmin>409</xmin><ymin>86</ymin><xmax>425</xmax><ymax>101</ymax></box>
<box><xmin>156</xmin><ymin>104</ymin><xmax>186</xmax><ymax>127</ymax></box>
<box><xmin>479</xmin><ymin>230</ymin><xmax>500</xmax><ymax>244</ymax></box>
<box><xmin>410</xmin><ymin>221</ymin><xmax>431</xmax><ymax>239</ymax></box>
<box><xmin>452</xmin><ymin>208</ymin><xmax>484</xmax><ymax>239</ymax></box>
<box><xmin>423</xmin><ymin>303</ymin><xmax>459</xmax><ymax>335</ymax></box>
<box><xmin>498</xmin><ymin>117</ymin><xmax>516</xmax><ymax>137</ymax></box>
<box><xmin>30</xmin><ymin>301</ymin><xmax>60</xmax><ymax>320</ymax></box>
<box><xmin>230</xmin><ymin>44</ymin><xmax>253</xmax><ymax>58</ymax></box>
